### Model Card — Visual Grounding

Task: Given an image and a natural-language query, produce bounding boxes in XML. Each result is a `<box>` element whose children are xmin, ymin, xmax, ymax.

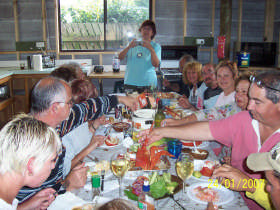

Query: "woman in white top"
<box><xmin>215</xmin><ymin>60</ymin><xmax>238</xmax><ymax>107</ymax></box>
<box><xmin>0</xmin><ymin>114</ymin><xmax>61</xmax><ymax>209</ymax></box>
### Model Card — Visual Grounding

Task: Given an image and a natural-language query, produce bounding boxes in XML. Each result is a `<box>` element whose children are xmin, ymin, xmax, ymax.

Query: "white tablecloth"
<box><xmin>68</xmin><ymin>145</ymin><xmax>249</xmax><ymax>210</ymax></box>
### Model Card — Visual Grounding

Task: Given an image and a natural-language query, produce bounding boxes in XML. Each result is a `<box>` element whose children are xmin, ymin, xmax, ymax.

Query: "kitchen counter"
<box><xmin>0</xmin><ymin>67</ymin><xmax>55</xmax><ymax>80</ymax></box>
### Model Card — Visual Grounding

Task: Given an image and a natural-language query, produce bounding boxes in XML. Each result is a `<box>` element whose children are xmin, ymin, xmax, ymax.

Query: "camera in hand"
<box><xmin>135</xmin><ymin>40</ymin><xmax>143</xmax><ymax>46</ymax></box>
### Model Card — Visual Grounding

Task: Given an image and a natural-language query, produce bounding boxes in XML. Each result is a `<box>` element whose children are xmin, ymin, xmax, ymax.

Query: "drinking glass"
<box><xmin>168</xmin><ymin>140</ymin><xmax>182</xmax><ymax>159</ymax></box>
<box><xmin>110</xmin><ymin>152</ymin><xmax>129</xmax><ymax>198</ymax></box>
<box><xmin>176</xmin><ymin>153</ymin><xmax>194</xmax><ymax>200</ymax></box>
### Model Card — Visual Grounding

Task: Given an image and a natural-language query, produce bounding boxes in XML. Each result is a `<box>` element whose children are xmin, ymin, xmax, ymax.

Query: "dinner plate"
<box><xmin>187</xmin><ymin>182</ymin><xmax>235</xmax><ymax>205</ymax></box>
<box><xmin>182</xmin><ymin>141</ymin><xmax>209</xmax><ymax>149</ymax></box>
<box><xmin>98</xmin><ymin>132</ymin><xmax>124</xmax><ymax>149</ymax></box>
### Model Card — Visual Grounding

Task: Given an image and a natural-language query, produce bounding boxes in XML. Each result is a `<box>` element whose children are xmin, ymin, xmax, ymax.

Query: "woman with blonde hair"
<box><xmin>0</xmin><ymin>114</ymin><xmax>61</xmax><ymax>209</ymax></box>
<box><xmin>178</xmin><ymin>61</ymin><xmax>207</xmax><ymax>110</ymax></box>
<box><xmin>214</xmin><ymin>60</ymin><xmax>238</xmax><ymax>107</ymax></box>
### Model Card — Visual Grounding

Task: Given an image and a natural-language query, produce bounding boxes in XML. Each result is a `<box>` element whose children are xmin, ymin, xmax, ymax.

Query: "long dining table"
<box><xmin>79</xmin><ymin>142</ymin><xmax>249</xmax><ymax>210</ymax></box>
<box><xmin>48</xmin><ymin>127</ymin><xmax>249</xmax><ymax>209</ymax></box>
<box><xmin>48</xmin><ymin>94</ymin><xmax>250</xmax><ymax>210</ymax></box>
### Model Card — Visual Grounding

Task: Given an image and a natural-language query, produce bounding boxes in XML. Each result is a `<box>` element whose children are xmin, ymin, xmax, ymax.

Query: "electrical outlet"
<box><xmin>196</xmin><ymin>39</ymin><xmax>205</xmax><ymax>45</ymax></box>
<box><xmin>36</xmin><ymin>42</ymin><xmax>45</xmax><ymax>48</ymax></box>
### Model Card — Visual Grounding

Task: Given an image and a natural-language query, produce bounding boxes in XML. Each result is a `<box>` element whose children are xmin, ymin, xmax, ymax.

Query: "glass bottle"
<box><xmin>138</xmin><ymin>181</ymin><xmax>155</xmax><ymax>210</ymax></box>
<box><xmin>112</xmin><ymin>52</ymin><xmax>120</xmax><ymax>73</ymax></box>
<box><xmin>154</xmin><ymin>99</ymin><xmax>165</xmax><ymax>128</ymax></box>
<box><xmin>91</xmin><ymin>174</ymin><xmax>101</xmax><ymax>200</ymax></box>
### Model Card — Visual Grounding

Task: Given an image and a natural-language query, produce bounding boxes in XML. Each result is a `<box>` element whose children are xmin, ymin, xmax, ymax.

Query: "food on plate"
<box><xmin>193</xmin><ymin>171</ymin><xmax>202</xmax><ymax>178</ymax></box>
<box><xmin>199</xmin><ymin>160</ymin><xmax>219</xmax><ymax>177</ymax></box>
<box><xmin>127</xmin><ymin>172</ymin><xmax>179</xmax><ymax>200</ymax></box>
<box><xmin>193</xmin><ymin>186</ymin><xmax>219</xmax><ymax>202</ymax></box>
<box><xmin>182</xmin><ymin>140</ymin><xmax>203</xmax><ymax>147</ymax></box>
<box><xmin>149</xmin><ymin>172</ymin><xmax>179</xmax><ymax>199</ymax></box>
<box><xmin>190</xmin><ymin>149</ymin><xmax>209</xmax><ymax>160</ymax></box>
<box><xmin>158</xmin><ymin>92</ymin><xmax>179</xmax><ymax>99</ymax></box>
<box><xmin>105</xmin><ymin>135</ymin><xmax>120</xmax><ymax>146</ymax></box>
<box><xmin>164</xmin><ymin>107</ymin><xmax>182</xmax><ymax>119</ymax></box>
<box><xmin>112</xmin><ymin>122</ymin><xmax>130</xmax><ymax>132</ymax></box>
<box><xmin>135</xmin><ymin>143</ymin><xmax>173</xmax><ymax>170</ymax></box>
<box><xmin>108</xmin><ymin>116</ymin><xmax>115</xmax><ymax>124</ymax></box>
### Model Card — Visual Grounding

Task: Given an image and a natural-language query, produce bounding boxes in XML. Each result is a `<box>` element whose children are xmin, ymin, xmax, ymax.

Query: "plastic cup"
<box><xmin>168</xmin><ymin>140</ymin><xmax>182</xmax><ymax>159</ymax></box>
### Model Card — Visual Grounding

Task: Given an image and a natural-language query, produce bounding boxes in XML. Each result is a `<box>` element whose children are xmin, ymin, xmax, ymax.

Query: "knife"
<box><xmin>101</xmin><ymin>169</ymin><xmax>105</xmax><ymax>196</ymax></box>
<box><xmin>169</xmin><ymin>194</ymin><xmax>186</xmax><ymax>210</ymax></box>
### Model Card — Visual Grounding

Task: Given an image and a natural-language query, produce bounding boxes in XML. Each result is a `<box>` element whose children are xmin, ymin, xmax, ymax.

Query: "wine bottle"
<box><xmin>154</xmin><ymin>99</ymin><xmax>165</xmax><ymax>128</ymax></box>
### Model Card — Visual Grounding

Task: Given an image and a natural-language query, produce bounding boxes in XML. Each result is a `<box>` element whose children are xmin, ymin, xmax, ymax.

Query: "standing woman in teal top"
<box><xmin>119</xmin><ymin>20</ymin><xmax>161</xmax><ymax>92</ymax></box>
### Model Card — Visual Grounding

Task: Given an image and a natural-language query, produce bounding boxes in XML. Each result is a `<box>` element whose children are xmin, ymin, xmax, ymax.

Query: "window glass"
<box><xmin>59</xmin><ymin>0</ymin><xmax>150</xmax><ymax>51</ymax></box>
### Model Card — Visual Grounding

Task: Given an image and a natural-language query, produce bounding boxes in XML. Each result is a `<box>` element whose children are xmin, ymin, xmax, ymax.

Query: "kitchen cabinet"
<box><xmin>0</xmin><ymin>75</ymin><xmax>14</xmax><ymax>128</ymax></box>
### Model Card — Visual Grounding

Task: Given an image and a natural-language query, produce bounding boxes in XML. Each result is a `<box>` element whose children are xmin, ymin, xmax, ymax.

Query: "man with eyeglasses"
<box><xmin>141</xmin><ymin>71</ymin><xmax>280</xmax><ymax>209</ymax></box>
<box><xmin>16</xmin><ymin>77</ymin><xmax>137</xmax><ymax>209</ymax></box>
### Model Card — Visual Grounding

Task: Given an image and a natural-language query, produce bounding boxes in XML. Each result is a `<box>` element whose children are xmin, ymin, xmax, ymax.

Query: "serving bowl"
<box><xmin>190</xmin><ymin>149</ymin><xmax>209</xmax><ymax>160</ymax></box>
<box><xmin>112</xmin><ymin>122</ymin><xmax>130</xmax><ymax>132</ymax></box>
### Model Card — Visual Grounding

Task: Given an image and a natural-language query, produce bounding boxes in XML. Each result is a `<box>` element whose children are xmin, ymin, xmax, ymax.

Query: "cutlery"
<box><xmin>86</xmin><ymin>155</ymin><xmax>98</xmax><ymax>162</ymax></box>
<box><xmin>100</xmin><ymin>169</ymin><xmax>105</xmax><ymax>196</ymax></box>
<box><xmin>105</xmin><ymin>126</ymin><xmax>112</xmax><ymax>137</ymax></box>
<box><xmin>193</xmin><ymin>141</ymin><xmax>199</xmax><ymax>153</ymax></box>
<box><xmin>169</xmin><ymin>194</ymin><xmax>186</xmax><ymax>210</ymax></box>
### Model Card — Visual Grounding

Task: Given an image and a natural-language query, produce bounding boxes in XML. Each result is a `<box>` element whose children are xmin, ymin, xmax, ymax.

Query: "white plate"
<box><xmin>187</xmin><ymin>182</ymin><xmax>235</xmax><ymax>206</ymax></box>
<box><xmin>133</xmin><ymin>109</ymin><xmax>156</xmax><ymax>119</ymax></box>
<box><xmin>98</xmin><ymin>132</ymin><xmax>124</xmax><ymax>149</ymax></box>
<box><xmin>191</xmin><ymin>160</ymin><xmax>219</xmax><ymax>181</ymax></box>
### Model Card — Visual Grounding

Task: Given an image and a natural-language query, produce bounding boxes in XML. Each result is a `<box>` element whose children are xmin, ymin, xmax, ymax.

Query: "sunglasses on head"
<box><xmin>249</xmin><ymin>75</ymin><xmax>280</xmax><ymax>92</ymax></box>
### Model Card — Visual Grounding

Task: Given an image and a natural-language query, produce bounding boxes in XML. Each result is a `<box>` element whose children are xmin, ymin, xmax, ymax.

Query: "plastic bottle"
<box><xmin>155</xmin><ymin>99</ymin><xmax>165</xmax><ymax>128</ymax></box>
<box><xmin>138</xmin><ymin>181</ymin><xmax>155</xmax><ymax>210</ymax></box>
<box><xmin>112</xmin><ymin>52</ymin><xmax>120</xmax><ymax>73</ymax></box>
<box><xmin>91</xmin><ymin>174</ymin><xmax>101</xmax><ymax>200</ymax></box>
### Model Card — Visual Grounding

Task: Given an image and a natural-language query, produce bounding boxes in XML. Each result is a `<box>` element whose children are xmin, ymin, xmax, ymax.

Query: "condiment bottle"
<box><xmin>155</xmin><ymin>99</ymin><xmax>165</xmax><ymax>128</ymax></box>
<box><xmin>138</xmin><ymin>181</ymin><xmax>155</xmax><ymax>210</ymax></box>
<box><xmin>112</xmin><ymin>52</ymin><xmax>120</xmax><ymax>72</ymax></box>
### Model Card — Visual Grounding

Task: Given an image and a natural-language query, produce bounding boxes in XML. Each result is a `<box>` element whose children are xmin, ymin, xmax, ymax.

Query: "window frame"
<box><xmin>58</xmin><ymin>0</ymin><xmax>152</xmax><ymax>52</ymax></box>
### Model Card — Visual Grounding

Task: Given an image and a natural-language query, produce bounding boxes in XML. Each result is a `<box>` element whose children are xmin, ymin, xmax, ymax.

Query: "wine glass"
<box><xmin>110</xmin><ymin>152</ymin><xmax>129</xmax><ymax>198</ymax></box>
<box><xmin>176</xmin><ymin>153</ymin><xmax>194</xmax><ymax>200</ymax></box>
